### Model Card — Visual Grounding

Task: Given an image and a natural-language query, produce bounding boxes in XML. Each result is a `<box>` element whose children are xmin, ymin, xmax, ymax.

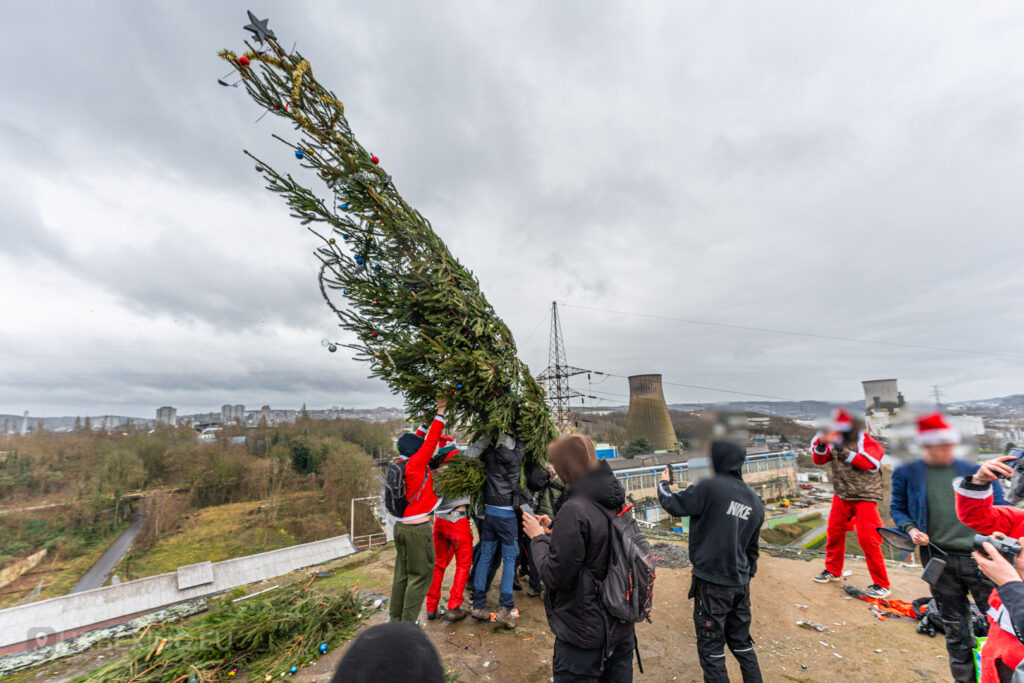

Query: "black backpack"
<box><xmin>384</xmin><ymin>458</ymin><xmax>428</xmax><ymax>518</ymax></box>
<box><xmin>593</xmin><ymin>502</ymin><xmax>656</xmax><ymax>624</ymax></box>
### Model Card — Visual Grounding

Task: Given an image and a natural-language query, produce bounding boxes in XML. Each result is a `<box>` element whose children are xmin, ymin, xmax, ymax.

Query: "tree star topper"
<box><xmin>243</xmin><ymin>10</ymin><xmax>276</xmax><ymax>45</ymax></box>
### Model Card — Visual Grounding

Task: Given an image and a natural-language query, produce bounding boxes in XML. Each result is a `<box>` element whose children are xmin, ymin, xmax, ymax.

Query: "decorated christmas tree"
<box><xmin>219</xmin><ymin>13</ymin><xmax>556</xmax><ymax>495</ymax></box>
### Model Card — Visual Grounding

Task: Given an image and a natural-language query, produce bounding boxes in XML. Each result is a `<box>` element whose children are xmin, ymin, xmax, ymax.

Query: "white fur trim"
<box><xmin>989</xmin><ymin>604</ymin><xmax>1015</xmax><ymax>635</ymax></box>
<box><xmin>843</xmin><ymin>432</ymin><xmax>881</xmax><ymax>472</ymax></box>
<box><xmin>916</xmin><ymin>428</ymin><xmax>961</xmax><ymax>446</ymax></box>
<box><xmin>953</xmin><ymin>475</ymin><xmax>993</xmax><ymax>499</ymax></box>
<box><xmin>435</xmin><ymin>414</ymin><xmax>446</xmax><ymax>425</ymax></box>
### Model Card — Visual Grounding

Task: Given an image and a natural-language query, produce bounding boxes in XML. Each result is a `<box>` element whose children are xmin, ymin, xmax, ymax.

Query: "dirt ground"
<box><xmin>10</xmin><ymin>542</ymin><xmax>951</xmax><ymax>683</ymax></box>
<box><xmin>288</xmin><ymin>543</ymin><xmax>951</xmax><ymax>683</ymax></box>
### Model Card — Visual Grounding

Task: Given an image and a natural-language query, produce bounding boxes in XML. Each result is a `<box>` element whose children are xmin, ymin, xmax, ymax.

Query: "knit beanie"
<box><xmin>332</xmin><ymin>622</ymin><xmax>444</xmax><ymax>683</ymax></box>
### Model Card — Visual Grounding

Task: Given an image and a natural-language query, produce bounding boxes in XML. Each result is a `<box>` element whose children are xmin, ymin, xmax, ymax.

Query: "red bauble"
<box><xmin>238</xmin><ymin>56</ymin><xmax>250</xmax><ymax>67</ymax></box>
<box><xmin>371</xmin><ymin>156</ymin><xmax>379</xmax><ymax>164</ymax></box>
<box><xmin>371</xmin><ymin>332</ymin><xmax>378</xmax><ymax>338</ymax></box>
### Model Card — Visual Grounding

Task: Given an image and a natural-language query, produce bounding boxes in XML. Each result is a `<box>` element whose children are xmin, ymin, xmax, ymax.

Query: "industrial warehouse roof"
<box><xmin>607</xmin><ymin>449</ymin><xmax>797</xmax><ymax>475</ymax></box>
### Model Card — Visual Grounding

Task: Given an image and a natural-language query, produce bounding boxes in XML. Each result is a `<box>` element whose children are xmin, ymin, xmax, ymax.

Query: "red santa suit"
<box><xmin>954</xmin><ymin>475</ymin><xmax>1024</xmax><ymax>682</ymax></box>
<box><xmin>811</xmin><ymin>408</ymin><xmax>889</xmax><ymax>588</ymax></box>
<box><xmin>420</xmin><ymin>428</ymin><xmax>474</xmax><ymax>614</ymax></box>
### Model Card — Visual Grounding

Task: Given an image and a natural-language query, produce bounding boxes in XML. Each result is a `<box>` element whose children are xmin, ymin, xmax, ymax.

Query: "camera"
<box><xmin>973</xmin><ymin>534</ymin><xmax>1023</xmax><ymax>563</ymax></box>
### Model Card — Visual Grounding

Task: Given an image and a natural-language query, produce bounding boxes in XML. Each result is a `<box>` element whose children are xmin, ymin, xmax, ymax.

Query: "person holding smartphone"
<box><xmin>809</xmin><ymin>407</ymin><xmax>890</xmax><ymax>597</ymax></box>
<box><xmin>955</xmin><ymin>450</ymin><xmax>1024</xmax><ymax>681</ymax></box>
<box><xmin>522</xmin><ymin>434</ymin><xmax>635</xmax><ymax>682</ymax></box>
<box><xmin>891</xmin><ymin>413</ymin><xmax>1007</xmax><ymax>682</ymax></box>
<box><xmin>974</xmin><ymin>534</ymin><xmax>1024</xmax><ymax>655</ymax></box>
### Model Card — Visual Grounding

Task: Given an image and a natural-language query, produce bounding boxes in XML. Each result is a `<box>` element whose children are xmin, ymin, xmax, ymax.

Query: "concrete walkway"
<box><xmin>68</xmin><ymin>515</ymin><xmax>143</xmax><ymax>594</ymax></box>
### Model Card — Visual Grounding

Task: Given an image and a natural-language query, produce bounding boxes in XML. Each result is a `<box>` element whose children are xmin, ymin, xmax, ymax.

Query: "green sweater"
<box><xmin>920</xmin><ymin>464</ymin><xmax>976</xmax><ymax>554</ymax></box>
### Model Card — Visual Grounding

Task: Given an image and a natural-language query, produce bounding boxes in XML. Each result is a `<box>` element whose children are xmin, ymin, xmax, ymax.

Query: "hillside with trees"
<box><xmin>0</xmin><ymin>416</ymin><xmax>398</xmax><ymax>606</ymax></box>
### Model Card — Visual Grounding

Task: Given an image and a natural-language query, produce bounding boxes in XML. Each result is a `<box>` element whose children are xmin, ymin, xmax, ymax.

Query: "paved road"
<box><xmin>68</xmin><ymin>515</ymin><xmax>144</xmax><ymax>594</ymax></box>
<box><xmin>792</xmin><ymin>507</ymin><xmax>832</xmax><ymax>548</ymax></box>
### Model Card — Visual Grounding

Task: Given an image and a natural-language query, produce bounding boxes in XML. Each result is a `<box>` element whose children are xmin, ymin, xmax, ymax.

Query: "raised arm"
<box><xmin>658</xmin><ymin>480</ymin><xmax>706</xmax><ymax>518</ymax></box>
<box><xmin>810</xmin><ymin>432</ymin><xmax>833</xmax><ymax>466</ymax></box>
<box><xmin>955</xmin><ymin>475</ymin><xmax>1024</xmax><ymax>535</ymax></box>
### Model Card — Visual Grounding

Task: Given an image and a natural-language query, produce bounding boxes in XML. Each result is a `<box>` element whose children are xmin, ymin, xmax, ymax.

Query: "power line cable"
<box><xmin>559</xmin><ymin>302</ymin><xmax>1024</xmax><ymax>362</ymax></box>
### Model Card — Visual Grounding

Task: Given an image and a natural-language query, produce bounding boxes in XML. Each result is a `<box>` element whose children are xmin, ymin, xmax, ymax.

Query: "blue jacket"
<box><xmin>890</xmin><ymin>458</ymin><xmax>1007</xmax><ymax>534</ymax></box>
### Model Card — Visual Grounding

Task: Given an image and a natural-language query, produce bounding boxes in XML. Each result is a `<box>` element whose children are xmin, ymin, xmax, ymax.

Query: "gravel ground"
<box><xmin>651</xmin><ymin>542</ymin><xmax>691</xmax><ymax>569</ymax></box>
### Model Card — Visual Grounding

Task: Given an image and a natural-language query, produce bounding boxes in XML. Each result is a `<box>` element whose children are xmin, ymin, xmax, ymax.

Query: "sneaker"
<box><xmin>426</xmin><ymin>609</ymin><xmax>438</xmax><ymax>620</ymax></box>
<box><xmin>813</xmin><ymin>571</ymin><xmax>840</xmax><ymax>583</ymax></box>
<box><xmin>443</xmin><ymin>605</ymin><xmax>469</xmax><ymax>623</ymax></box>
<box><xmin>494</xmin><ymin>606</ymin><xmax>517</xmax><ymax>630</ymax></box>
<box><xmin>866</xmin><ymin>584</ymin><xmax>891</xmax><ymax>599</ymax></box>
<box><xmin>471</xmin><ymin>607</ymin><xmax>490</xmax><ymax>621</ymax></box>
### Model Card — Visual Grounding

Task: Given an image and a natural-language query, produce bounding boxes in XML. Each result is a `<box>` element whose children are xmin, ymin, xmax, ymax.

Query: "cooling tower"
<box><xmin>626</xmin><ymin>374</ymin><xmax>677</xmax><ymax>451</ymax></box>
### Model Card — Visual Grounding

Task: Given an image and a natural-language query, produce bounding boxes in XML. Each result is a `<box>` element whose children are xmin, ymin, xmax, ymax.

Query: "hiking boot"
<box><xmin>471</xmin><ymin>607</ymin><xmax>490</xmax><ymax>621</ymax></box>
<box><xmin>527</xmin><ymin>585</ymin><xmax>542</xmax><ymax>598</ymax></box>
<box><xmin>866</xmin><ymin>584</ymin><xmax>891</xmax><ymax>599</ymax></box>
<box><xmin>813</xmin><ymin>570</ymin><xmax>840</xmax><ymax>583</ymax></box>
<box><xmin>494</xmin><ymin>606</ymin><xmax>516</xmax><ymax>630</ymax></box>
<box><xmin>443</xmin><ymin>605</ymin><xmax>469</xmax><ymax>623</ymax></box>
<box><xmin>426</xmin><ymin>609</ymin><xmax>438</xmax><ymax>620</ymax></box>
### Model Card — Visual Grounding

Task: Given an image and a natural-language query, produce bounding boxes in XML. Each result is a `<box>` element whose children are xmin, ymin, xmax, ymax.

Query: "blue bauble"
<box><xmin>373</xmin><ymin>264</ymin><xmax>381</xmax><ymax>271</ymax></box>
<box><xmin>319</xmin><ymin>643</ymin><xmax>328</xmax><ymax>653</ymax></box>
<box><xmin>295</xmin><ymin>150</ymin><xmax>304</xmax><ymax>159</ymax></box>
<box><xmin>339</xmin><ymin>203</ymin><xmax>350</xmax><ymax>210</ymax></box>
<box><xmin>289</xmin><ymin>666</ymin><xmax>298</xmax><ymax>674</ymax></box>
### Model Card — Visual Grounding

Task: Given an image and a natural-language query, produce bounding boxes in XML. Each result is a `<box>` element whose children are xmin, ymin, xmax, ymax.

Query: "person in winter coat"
<box><xmin>471</xmin><ymin>436</ymin><xmax>526</xmax><ymax>628</ymax></box>
<box><xmin>518</xmin><ymin>462</ymin><xmax>551</xmax><ymax>598</ymax></box>
<box><xmin>389</xmin><ymin>400</ymin><xmax>447</xmax><ymax>623</ymax></box>
<box><xmin>974</xmin><ymin>533</ymin><xmax>1024</xmax><ymax>642</ymax></box>
<box><xmin>810</xmin><ymin>407</ymin><xmax>890</xmax><ymax>597</ymax></box>
<box><xmin>537</xmin><ymin>464</ymin><xmax>567</xmax><ymax>519</ymax></box>
<box><xmin>425</xmin><ymin>437</ymin><xmax>473</xmax><ymax>623</ymax></box>
<box><xmin>523</xmin><ymin>434</ymin><xmax>636</xmax><ymax>682</ymax></box>
<box><xmin>954</xmin><ymin>453</ymin><xmax>1024</xmax><ymax>682</ymax></box>
<box><xmin>891</xmin><ymin>413</ymin><xmax>1007</xmax><ymax>682</ymax></box>
<box><xmin>658</xmin><ymin>440</ymin><xmax>764</xmax><ymax>683</ymax></box>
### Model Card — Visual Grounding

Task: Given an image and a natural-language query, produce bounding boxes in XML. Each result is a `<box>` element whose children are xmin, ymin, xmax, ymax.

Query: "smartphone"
<box><xmin>663</xmin><ymin>466</ymin><xmax>674</xmax><ymax>484</ymax></box>
<box><xmin>520</xmin><ymin>504</ymin><xmax>537</xmax><ymax>519</ymax></box>
<box><xmin>999</xmin><ymin>448</ymin><xmax>1024</xmax><ymax>479</ymax></box>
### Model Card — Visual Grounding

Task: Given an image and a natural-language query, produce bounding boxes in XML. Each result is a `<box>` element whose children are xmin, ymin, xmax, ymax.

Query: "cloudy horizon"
<box><xmin>3</xmin><ymin>2</ymin><xmax>1024</xmax><ymax>418</ymax></box>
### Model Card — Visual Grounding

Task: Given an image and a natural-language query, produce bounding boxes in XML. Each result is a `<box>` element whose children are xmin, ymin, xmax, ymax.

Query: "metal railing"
<box><xmin>352</xmin><ymin>533</ymin><xmax>388</xmax><ymax>551</ymax></box>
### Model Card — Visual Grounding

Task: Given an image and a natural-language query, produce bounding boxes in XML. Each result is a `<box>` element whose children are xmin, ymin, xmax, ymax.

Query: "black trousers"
<box><xmin>922</xmin><ymin>548</ymin><xmax>994</xmax><ymax>683</ymax></box>
<box><xmin>690</xmin><ymin>577</ymin><xmax>762</xmax><ymax>683</ymax></box>
<box><xmin>518</xmin><ymin>526</ymin><xmax>541</xmax><ymax>590</ymax></box>
<box><xmin>553</xmin><ymin>633</ymin><xmax>634</xmax><ymax>682</ymax></box>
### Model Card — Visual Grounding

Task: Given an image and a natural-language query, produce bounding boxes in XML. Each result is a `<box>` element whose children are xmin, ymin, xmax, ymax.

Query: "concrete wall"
<box><xmin>0</xmin><ymin>534</ymin><xmax>355</xmax><ymax>655</ymax></box>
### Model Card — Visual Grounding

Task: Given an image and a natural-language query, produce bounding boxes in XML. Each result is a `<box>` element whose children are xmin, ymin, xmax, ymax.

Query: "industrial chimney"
<box><xmin>626</xmin><ymin>374</ymin><xmax>677</xmax><ymax>451</ymax></box>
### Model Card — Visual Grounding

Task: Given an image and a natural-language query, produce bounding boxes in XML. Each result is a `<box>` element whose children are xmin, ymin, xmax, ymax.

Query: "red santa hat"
<box><xmin>916</xmin><ymin>412</ymin><xmax>961</xmax><ymax>446</ymax></box>
<box><xmin>831</xmin><ymin>407</ymin><xmax>854</xmax><ymax>432</ymax></box>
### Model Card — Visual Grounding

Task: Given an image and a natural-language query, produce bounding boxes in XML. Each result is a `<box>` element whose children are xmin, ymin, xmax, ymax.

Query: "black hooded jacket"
<box><xmin>657</xmin><ymin>441</ymin><xmax>764</xmax><ymax>587</ymax></box>
<box><xmin>530</xmin><ymin>460</ymin><xmax>634</xmax><ymax>650</ymax></box>
<box><xmin>481</xmin><ymin>440</ymin><xmax>525</xmax><ymax>507</ymax></box>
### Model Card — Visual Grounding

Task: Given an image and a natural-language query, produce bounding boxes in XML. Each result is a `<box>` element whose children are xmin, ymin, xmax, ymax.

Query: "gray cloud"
<box><xmin>3</xmin><ymin>1</ymin><xmax>1024</xmax><ymax>417</ymax></box>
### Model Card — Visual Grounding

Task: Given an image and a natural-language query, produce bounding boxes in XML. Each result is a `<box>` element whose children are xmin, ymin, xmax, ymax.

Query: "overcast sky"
<box><xmin>3</xmin><ymin>2</ymin><xmax>1024</xmax><ymax>417</ymax></box>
